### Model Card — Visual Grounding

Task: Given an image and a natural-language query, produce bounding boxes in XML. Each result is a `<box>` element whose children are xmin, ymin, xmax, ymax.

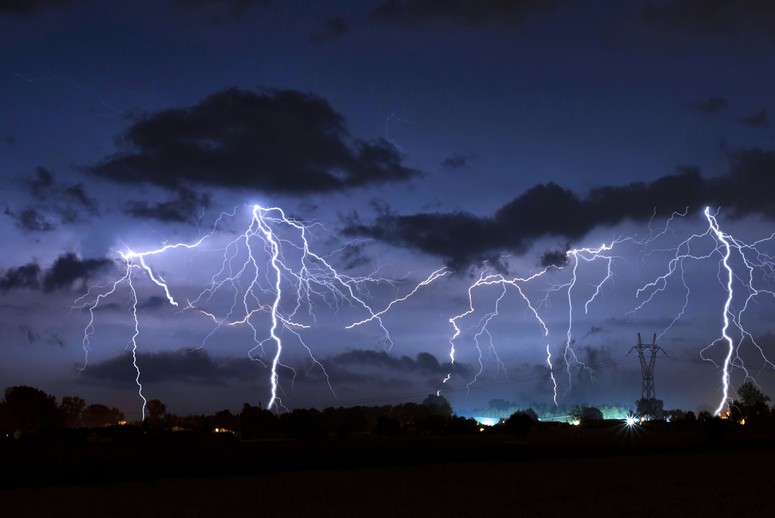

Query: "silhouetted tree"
<box><xmin>212</xmin><ymin>409</ymin><xmax>238</xmax><ymax>431</ymax></box>
<box><xmin>522</xmin><ymin>408</ymin><xmax>539</xmax><ymax>421</ymax></box>
<box><xmin>697</xmin><ymin>410</ymin><xmax>712</xmax><ymax>421</ymax></box>
<box><xmin>738</xmin><ymin>381</ymin><xmax>770</xmax><ymax>407</ymax></box>
<box><xmin>4</xmin><ymin>386</ymin><xmax>58</xmax><ymax>433</ymax></box>
<box><xmin>0</xmin><ymin>401</ymin><xmax>10</xmax><ymax>434</ymax></box>
<box><xmin>145</xmin><ymin>399</ymin><xmax>167</xmax><ymax>428</ymax></box>
<box><xmin>375</xmin><ymin>415</ymin><xmax>402</xmax><ymax>436</ymax></box>
<box><xmin>60</xmin><ymin>396</ymin><xmax>85</xmax><ymax>428</ymax></box>
<box><xmin>421</xmin><ymin>394</ymin><xmax>452</xmax><ymax>417</ymax></box>
<box><xmin>571</xmin><ymin>405</ymin><xmax>603</xmax><ymax>423</ymax></box>
<box><xmin>416</xmin><ymin>414</ymin><xmax>447</xmax><ymax>434</ymax></box>
<box><xmin>504</xmin><ymin>411</ymin><xmax>535</xmax><ymax>436</ymax></box>
<box><xmin>445</xmin><ymin>416</ymin><xmax>479</xmax><ymax>435</ymax></box>
<box><xmin>82</xmin><ymin>404</ymin><xmax>124</xmax><ymax>428</ymax></box>
<box><xmin>636</xmin><ymin>398</ymin><xmax>664</xmax><ymax>419</ymax></box>
<box><xmin>240</xmin><ymin>403</ymin><xmax>280</xmax><ymax>439</ymax></box>
<box><xmin>733</xmin><ymin>381</ymin><xmax>771</xmax><ymax>424</ymax></box>
<box><xmin>282</xmin><ymin>408</ymin><xmax>327</xmax><ymax>441</ymax></box>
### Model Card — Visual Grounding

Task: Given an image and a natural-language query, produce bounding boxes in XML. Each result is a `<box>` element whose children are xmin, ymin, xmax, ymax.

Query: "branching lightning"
<box><xmin>75</xmin><ymin>200</ymin><xmax>775</xmax><ymax>417</ymax></box>
<box><xmin>443</xmin><ymin>207</ymin><xmax>775</xmax><ymax>413</ymax></box>
<box><xmin>75</xmin><ymin>204</ymin><xmax>447</xmax><ymax>418</ymax></box>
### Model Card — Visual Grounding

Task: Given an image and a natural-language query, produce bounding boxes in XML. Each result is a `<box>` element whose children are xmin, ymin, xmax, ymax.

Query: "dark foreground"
<box><xmin>2</xmin><ymin>424</ymin><xmax>773</xmax><ymax>516</ymax></box>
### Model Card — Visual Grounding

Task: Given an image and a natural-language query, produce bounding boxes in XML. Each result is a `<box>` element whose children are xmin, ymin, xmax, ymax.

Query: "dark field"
<box><xmin>2</xmin><ymin>423</ymin><xmax>773</xmax><ymax>516</ymax></box>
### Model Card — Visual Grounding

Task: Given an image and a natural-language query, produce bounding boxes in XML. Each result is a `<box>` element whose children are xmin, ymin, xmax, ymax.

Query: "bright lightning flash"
<box><xmin>75</xmin><ymin>204</ymin><xmax>447</xmax><ymax>418</ymax></box>
<box><xmin>443</xmin><ymin>208</ymin><xmax>775</xmax><ymax>413</ymax></box>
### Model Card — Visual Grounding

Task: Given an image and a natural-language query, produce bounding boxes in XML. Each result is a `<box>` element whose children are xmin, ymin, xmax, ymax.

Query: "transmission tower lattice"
<box><xmin>628</xmin><ymin>333</ymin><xmax>667</xmax><ymax>416</ymax></box>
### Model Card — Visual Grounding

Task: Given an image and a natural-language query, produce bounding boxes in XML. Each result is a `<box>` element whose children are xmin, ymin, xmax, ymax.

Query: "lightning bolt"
<box><xmin>75</xmin><ymin>203</ymin><xmax>447</xmax><ymax>416</ymax></box>
<box><xmin>443</xmin><ymin>207</ymin><xmax>775</xmax><ymax>413</ymax></box>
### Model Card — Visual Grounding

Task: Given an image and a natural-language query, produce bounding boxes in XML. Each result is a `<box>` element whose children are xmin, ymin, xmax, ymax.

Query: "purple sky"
<box><xmin>2</xmin><ymin>0</ymin><xmax>775</xmax><ymax>418</ymax></box>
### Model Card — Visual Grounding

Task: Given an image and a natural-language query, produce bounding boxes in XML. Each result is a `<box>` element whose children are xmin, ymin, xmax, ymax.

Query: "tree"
<box><xmin>145</xmin><ymin>399</ymin><xmax>167</xmax><ymax>428</ymax></box>
<box><xmin>504</xmin><ymin>411</ymin><xmax>535</xmax><ymax>436</ymax></box>
<box><xmin>738</xmin><ymin>381</ymin><xmax>770</xmax><ymax>408</ymax></box>
<box><xmin>82</xmin><ymin>404</ymin><xmax>124</xmax><ymax>428</ymax></box>
<box><xmin>240</xmin><ymin>403</ymin><xmax>280</xmax><ymax>439</ymax></box>
<box><xmin>636</xmin><ymin>398</ymin><xmax>664</xmax><ymax>419</ymax></box>
<box><xmin>571</xmin><ymin>405</ymin><xmax>603</xmax><ymax>423</ymax></box>
<box><xmin>4</xmin><ymin>386</ymin><xmax>59</xmax><ymax>433</ymax></box>
<box><xmin>734</xmin><ymin>381</ymin><xmax>771</xmax><ymax>423</ymax></box>
<box><xmin>60</xmin><ymin>396</ymin><xmax>86</xmax><ymax>428</ymax></box>
<box><xmin>282</xmin><ymin>408</ymin><xmax>327</xmax><ymax>441</ymax></box>
<box><xmin>421</xmin><ymin>394</ymin><xmax>452</xmax><ymax>417</ymax></box>
<box><xmin>375</xmin><ymin>415</ymin><xmax>402</xmax><ymax>436</ymax></box>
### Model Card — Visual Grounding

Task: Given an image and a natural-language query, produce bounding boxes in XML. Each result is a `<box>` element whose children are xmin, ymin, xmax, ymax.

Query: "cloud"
<box><xmin>310</xmin><ymin>17</ymin><xmax>349</xmax><ymax>42</ymax></box>
<box><xmin>5</xmin><ymin>167</ymin><xmax>99</xmax><ymax>232</ymax></box>
<box><xmin>89</xmin><ymin>88</ymin><xmax>419</xmax><ymax>195</ymax></box>
<box><xmin>296</xmin><ymin>349</ymin><xmax>470</xmax><ymax>390</ymax></box>
<box><xmin>173</xmin><ymin>0</ymin><xmax>269</xmax><ymax>19</ymax></box>
<box><xmin>738</xmin><ymin>108</ymin><xmax>768</xmax><ymax>128</ymax></box>
<box><xmin>0</xmin><ymin>253</ymin><xmax>112</xmax><ymax>293</ymax></box>
<box><xmin>80</xmin><ymin>347</ymin><xmax>462</xmax><ymax>389</ymax></box>
<box><xmin>690</xmin><ymin>96</ymin><xmax>729</xmax><ymax>114</ymax></box>
<box><xmin>642</xmin><ymin>0</ymin><xmax>775</xmax><ymax>41</ymax></box>
<box><xmin>17</xmin><ymin>324</ymin><xmax>64</xmax><ymax>347</ymax></box>
<box><xmin>0</xmin><ymin>0</ymin><xmax>78</xmax><ymax>16</ymax></box>
<box><xmin>0</xmin><ymin>263</ymin><xmax>41</xmax><ymax>292</ymax></box>
<box><xmin>19</xmin><ymin>324</ymin><xmax>41</xmax><ymax>344</ymax></box>
<box><xmin>80</xmin><ymin>348</ymin><xmax>263</xmax><ymax>385</ymax></box>
<box><xmin>346</xmin><ymin>148</ymin><xmax>775</xmax><ymax>270</ymax></box>
<box><xmin>369</xmin><ymin>0</ymin><xmax>564</xmax><ymax>27</ymax></box>
<box><xmin>441</xmin><ymin>153</ymin><xmax>471</xmax><ymax>169</ymax></box>
<box><xmin>42</xmin><ymin>253</ymin><xmax>113</xmax><ymax>292</ymax></box>
<box><xmin>124</xmin><ymin>187</ymin><xmax>211</xmax><ymax>223</ymax></box>
<box><xmin>4</xmin><ymin>207</ymin><xmax>56</xmax><ymax>232</ymax></box>
<box><xmin>539</xmin><ymin>246</ymin><xmax>569</xmax><ymax>268</ymax></box>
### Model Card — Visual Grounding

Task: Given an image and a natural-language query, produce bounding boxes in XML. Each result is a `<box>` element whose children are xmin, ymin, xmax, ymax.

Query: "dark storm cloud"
<box><xmin>26</xmin><ymin>166</ymin><xmax>54</xmax><ymax>198</ymax></box>
<box><xmin>90</xmin><ymin>88</ymin><xmax>418</xmax><ymax>195</ymax></box>
<box><xmin>333</xmin><ymin>349</ymin><xmax>455</xmax><ymax>375</ymax></box>
<box><xmin>738</xmin><ymin>109</ymin><xmax>769</xmax><ymax>128</ymax></box>
<box><xmin>0</xmin><ymin>0</ymin><xmax>78</xmax><ymax>16</ymax></box>
<box><xmin>4</xmin><ymin>207</ymin><xmax>55</xmax><ymax>232</ymax></box>
<box><xmin>642</xmin><ymin>0</ymin><xmax>775</xmax><ymax>41</ymax></box>
<box><xmin>173</xmin><ymin>0</ymin><xmax>269</xmax><ymax>19</ymax></box>
<box><xmin>441</xmin><ymin>154</ymin><xmax>470</xmax><ymax>169</ymax></box>
<box><xmin>298</xmin><ymin>349</ymin><xmax>470</xmax><ymax>388</ymax></box>
<box><xmin>346</xmin><ymin>148</ymin><xmax>775</xmax><ymax>270</ymax></box>
<box><xmin>0</xmin><ymin>253</ymin><xmax>112</xmax><ymax>293</ymax></box>
<box><xmin>0</xmin><ymin>263</ymin><xmax>42</xmax><ymax>292</ymax></box>
<box><xmin>81</xmin><ymin>347</ymin><xmax>466</xmax><ymax>390</ymax></box>
<box><xmin>690</xmin><ymin>96</ymin><xmax>729</xmax><ymax>114</ymax></box>
<box><xmin>310</xmin><ymin>17</ymin><xmax>349</xmax><ymax>42</ymax></box>
<box><xmin>7</xmin><ymin>167</ymin><xmax>99</xmax><ymax>231</ymax></box>
<box><xmin>369</xmin><ymin>0</ymin><xmax>564</xmax><ymax>27</ymax></box>
<box><xmin>539</xmin><ymin>246</ymin><xmax>569</xmax><ymax>268</ymax></box>
<box><xmin>42</xmin><ymin>253</ymin><xmax>112</xmax><ymax>292</ymax></box>
<box><xmin>80</xmin><ymin>348</ymin><xmax>262</xmax><ymax>385</ymax></box>
<box><xmin>124</xmin><ymin>187</ymin><xmax>211</xmax><ymax>223</ymax></box>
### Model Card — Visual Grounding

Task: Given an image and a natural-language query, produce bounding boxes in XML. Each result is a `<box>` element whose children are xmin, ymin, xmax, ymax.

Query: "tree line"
<box><xmin>1</xmin><ymin>382</ymin><xmax>773</xmax><ymax>441</ymax></box>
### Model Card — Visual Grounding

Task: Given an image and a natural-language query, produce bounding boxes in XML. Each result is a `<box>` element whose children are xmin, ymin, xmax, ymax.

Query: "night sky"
<box><xmin>2</xmin><ymin>0</ymin><xmax>775</xmax><ymax>419</ymax></box>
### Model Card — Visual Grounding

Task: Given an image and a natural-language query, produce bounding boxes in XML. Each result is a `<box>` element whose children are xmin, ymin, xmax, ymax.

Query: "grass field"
<box><xmin>1</xmin><ymin>423</ymin><xmax>773</xmax><ymax>516</ymax></box>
